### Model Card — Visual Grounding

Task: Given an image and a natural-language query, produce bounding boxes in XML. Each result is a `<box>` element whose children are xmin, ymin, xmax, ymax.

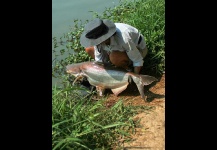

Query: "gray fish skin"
<box><xmin>66</xmin><ymin>61</ymin><xmax>158</xmax><ymax>101</ymax></box>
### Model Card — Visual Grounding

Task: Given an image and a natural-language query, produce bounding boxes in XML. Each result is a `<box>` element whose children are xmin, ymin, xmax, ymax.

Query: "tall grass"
<box><xmin>52</xmin><ymin>86</ymin><xmax>153</xmax><ymax>149</ymax></box>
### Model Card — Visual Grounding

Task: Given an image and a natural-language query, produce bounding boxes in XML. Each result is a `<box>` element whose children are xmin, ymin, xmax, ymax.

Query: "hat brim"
<box><xmin>80</xmin><ymin>19</ymin><xmax>116</xmax><ymax>47</ymax></box>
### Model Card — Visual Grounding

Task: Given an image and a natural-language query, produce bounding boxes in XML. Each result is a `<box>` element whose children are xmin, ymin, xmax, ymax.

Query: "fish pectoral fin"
<box><xmin>131</xmin><ymin>75</ymin><xmax>157</xmax><ymax>101</ymax></box>
<box><xmin>111</xmin><ymin>83</ymin><xmax>129</xmax><ymax>96</ymax></box>
<box><xmin>135</xmin><ymin>83</ymin><xmax>145</xmax><ymax>100</ymax></box>
<box><xmin>72</xmin><ymin>75</ymin><xmax>84</xmax><ymax>85</ymax></box>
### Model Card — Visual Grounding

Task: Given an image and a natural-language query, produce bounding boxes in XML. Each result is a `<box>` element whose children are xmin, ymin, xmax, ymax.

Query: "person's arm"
<box><xmin>134</xmin><ymin>66</ymin><xmax>142</xmax><ymax>74</ymax></box>
<box><xmin>125</xmin><ymin>41</ymin><xmax>144</xmax><ymax>74</ymax></box>
<box><xmin>85</xmin><ymin>46</ymin><xmax>95</xmax><ymax>59</ymax></box>
<box><xmin>133</xmin><ymin>46</ymin><xmax>148</xmax><ymax>74</ymax></box>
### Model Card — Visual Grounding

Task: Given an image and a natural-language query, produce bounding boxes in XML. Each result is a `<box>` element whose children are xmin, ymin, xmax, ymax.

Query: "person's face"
<box><xmin>101</xmin><ymin>38</ymin><xmax>110</xmax><ymax>45</ymax></box>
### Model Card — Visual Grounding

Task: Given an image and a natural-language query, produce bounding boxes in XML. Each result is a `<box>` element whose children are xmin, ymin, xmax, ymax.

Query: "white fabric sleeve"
<box><xmin>125</xmin><ymin>40</ymin><xmax>144</xmax><ymax>66</ymax></box>
<box><xmin>94</xmin><ymin>46</ymin><xmax>103</xmax><ymax>62</ymax></box>
<box><xmin>94</xmin><ymin>45</ymin><xmax>110</xmax><ymax>63</ymax></box>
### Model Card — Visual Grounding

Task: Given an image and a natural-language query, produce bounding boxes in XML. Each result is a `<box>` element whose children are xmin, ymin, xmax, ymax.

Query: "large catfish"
<box><xmin>66</xmin><ymin>61</ymin><xmax>158</xmax><ymax>101</ymax></box>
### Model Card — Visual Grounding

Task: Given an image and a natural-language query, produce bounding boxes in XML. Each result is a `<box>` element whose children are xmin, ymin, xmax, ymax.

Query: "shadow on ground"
<box><xmin>73</xmin><ymin>72</ymin><xmax>165</xmax><ymax>103</ymax></box>
<box><xmin>103</xmin><ymin>73</ymin><xmax>165</xmax><ymax>102</ymax></box>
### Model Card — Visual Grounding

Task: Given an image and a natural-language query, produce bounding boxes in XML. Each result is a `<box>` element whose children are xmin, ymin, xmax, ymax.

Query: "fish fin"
<box><xmin>139</xmin><ymin>75</ymin><xmax>158</xmax><ymax>86</ymax></box>
<box><xmin>96</xmin><ymin>86</ymin><xmax>105</xmax><ymax>97</ymax></box>
<box><xmin>135</xmin><ymin>83</ymin><xmax>146</xmax><ymax>100</ymax></box>
<box><xmin>131</xmin><ymin>75</ymin><xmax>158</xmax><ymax>101</ymax></box>
<box><xmin>111</xmin><ymin>83</ymin><xmax>129</xmax><ymax>96</ymax></box>
<box><xmin>72</xmin><ymin>75</ymin><xmax>84</xmax><ymax>85</ymax></box>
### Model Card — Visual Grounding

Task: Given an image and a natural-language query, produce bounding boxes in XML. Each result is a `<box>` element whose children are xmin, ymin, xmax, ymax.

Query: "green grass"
<box><xmin>52</xmin><ymin>86</ymin><xmax>153</xmax><ymax>149</ymax></box>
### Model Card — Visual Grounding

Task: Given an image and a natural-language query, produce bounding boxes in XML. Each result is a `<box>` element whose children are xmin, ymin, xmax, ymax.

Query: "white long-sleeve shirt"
<box><xmin>94</xmin><ymin>23</ymin><xmax>146</xmax><ymax>67</ymax></box>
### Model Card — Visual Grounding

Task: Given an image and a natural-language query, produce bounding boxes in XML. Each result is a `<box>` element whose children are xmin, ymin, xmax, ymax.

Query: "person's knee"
<box><xmin>85</xmin><ymin>46</ymin><xmax>95</xmax><ymax>58</ymax></box>
<box><xmin>109</xmin><ymin>51</ymin><xmax>130</xmax><ymax>68</ymax></box>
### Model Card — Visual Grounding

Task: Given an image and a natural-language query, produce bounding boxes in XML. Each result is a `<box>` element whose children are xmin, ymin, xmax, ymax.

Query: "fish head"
<box><xmin>66</xmin><ymin>63</ymin><xmax>82</xmax><ymax>77</ymax></box>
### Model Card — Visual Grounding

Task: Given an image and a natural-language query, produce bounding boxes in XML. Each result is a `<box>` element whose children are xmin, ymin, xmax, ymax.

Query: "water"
<box><xmin>52</xmin><ymin>0</ymin><xmax>122</xmax><ymax>39</ymax></box>
<box><xmin>52</xmin><ymin>0</ymin><xmax>123</xmax><ymax>86</ymax></box>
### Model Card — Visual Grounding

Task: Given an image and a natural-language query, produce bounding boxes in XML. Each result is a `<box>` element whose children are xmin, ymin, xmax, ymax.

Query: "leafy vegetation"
<box><xmin>52</xmin><ymin>86</ymin><xmax>153</xmax><ymax>149</ymax></box>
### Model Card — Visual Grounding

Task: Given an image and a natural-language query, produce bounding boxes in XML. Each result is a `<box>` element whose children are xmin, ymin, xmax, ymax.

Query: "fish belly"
<box><xmin>87</xmin><ymin>74</ymin><xmax>129</xmax><ymax>89</ymax></box>
<box><xmin>81</xmin><ymin>61</ymin><xmax>130</xmax><ymax>90</ymax></box>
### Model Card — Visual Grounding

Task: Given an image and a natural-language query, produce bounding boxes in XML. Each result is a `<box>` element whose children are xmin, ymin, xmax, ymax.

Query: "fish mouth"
<box><xmin>66</xmin><ymin>70</ymin><xmax>78</xmax><ymax>77</ymax></box>
<box><xmin>66</xmin><ymin>70</ymin><xmax>72</xmax><ymax>73</ymax></box>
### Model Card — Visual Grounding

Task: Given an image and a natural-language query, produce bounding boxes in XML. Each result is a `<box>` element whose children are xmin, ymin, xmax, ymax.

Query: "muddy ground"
<box><xmin>103</xmin><ymin>73</ymin><xmax>165</xmax><ymax>150</ymax></box>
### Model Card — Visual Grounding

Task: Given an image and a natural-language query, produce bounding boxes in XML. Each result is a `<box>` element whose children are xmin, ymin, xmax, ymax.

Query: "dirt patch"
<box><xmin>104</xmin><ymin>74</ymin><xmax>165</xmax><ymax>150</ymax></box>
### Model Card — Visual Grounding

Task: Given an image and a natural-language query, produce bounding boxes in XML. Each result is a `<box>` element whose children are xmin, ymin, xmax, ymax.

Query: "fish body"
<box><xmin>66</xmin><ymin>61</ymin><xmax>157</xmax><ymax>101</ymax></box>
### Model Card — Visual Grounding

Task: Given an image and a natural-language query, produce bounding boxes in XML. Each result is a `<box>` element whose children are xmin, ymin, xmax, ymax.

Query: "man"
<box><xmin>80</xmin><ymin>18</ymin><xmax>148</xmax><ymax>74</ymax></box>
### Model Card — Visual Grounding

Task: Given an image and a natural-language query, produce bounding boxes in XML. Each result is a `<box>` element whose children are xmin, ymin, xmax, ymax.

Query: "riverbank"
<box><xmin>52</xmin><ymin>0</ymin><xmax>165</xmax><ymax>149</ymax></box>
<box><xmin>109</xmin><ymin>74</ymin><xmax>165</xmax><ymax>149</ymax></box>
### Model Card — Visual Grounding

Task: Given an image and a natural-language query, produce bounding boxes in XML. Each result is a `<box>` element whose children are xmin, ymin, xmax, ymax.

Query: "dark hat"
<box><xmin>80</xmin><ymin>18</ymin><xmax>116</xmax><ymax>47</ymax></box>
